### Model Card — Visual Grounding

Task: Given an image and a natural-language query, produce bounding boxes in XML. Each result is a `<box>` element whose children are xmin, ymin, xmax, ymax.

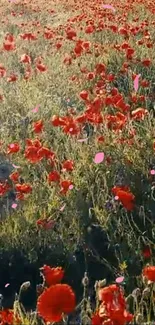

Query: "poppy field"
<box><xmin>1</xmin><ymin>0</ymin><xmax>155</xmax><ymax>323</ymax></box>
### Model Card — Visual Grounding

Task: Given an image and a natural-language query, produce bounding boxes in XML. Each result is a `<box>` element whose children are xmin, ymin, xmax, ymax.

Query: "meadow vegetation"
<box><xmin>0</xmin><ymin>0</ymin><xmax>155</xmax><ymax>323</ymax></box>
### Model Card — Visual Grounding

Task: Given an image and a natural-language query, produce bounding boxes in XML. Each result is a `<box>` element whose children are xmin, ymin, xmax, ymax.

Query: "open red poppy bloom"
<box><xmin>112</xmin><ymin>186</ymin><xmax>135</xmax><ymax>211</ymax></box>
<box><xmin>9</xmin><ymin>171</ymin><xmax>20</xmax><ymax>183</ymax></box>
<box><xmin>48</xmin><ymin>171</ymin><xmax>60</xmax><ymax>182</ymax></box>
<box><xmin>37</xmin><ymin>284</ymin><xmax>76</xmax><ymax>323</ymax></box>
<box><xmin>143</xmin><ymin>266</ymin><xmax>155</xmax><ymax>282</ymax></box>
<box><xmin>62</xmin><ymin>160</ymin><xmax>74</xmax><ymax>171</ymax></box>
<box><xmin>0</xmin><ymin>309</ymin><xmax>21</xmax><ymax>324</ymax></box>
<box><xmin>7</xmin><ymin>143</ymin><xmax>20</xmax><ymax>154</ymax></box>
<box><xmin>40</xmin><ymin>265</ymin><xmax>64</xmax><ymax>286</ymax></box>
<box><xmin>93</xmin><ymin>284</ymin><xmax>133</xmax><ymax>325</ymax></box>
<box><xmin>33</xmin><ymin>120</ymin><xmax>44</xmax><ymax>133</ymax></box>
<box><xmin>15</xmin><ymin>183</ymin><xmax>32</xmax><ymax>194</ymax></box>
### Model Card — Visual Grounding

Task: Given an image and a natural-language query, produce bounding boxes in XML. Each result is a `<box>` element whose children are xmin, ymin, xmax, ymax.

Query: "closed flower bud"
<box><xmin>132</xmin><ymin>288</ymin><xmax>141</xmax><ymax>298</ymax></box>
<box><xmin>94</xmin><ymin>281</ymin><xmax>99</xmax><ymax>291</ymax></box>
<box><xmin>142</xmin><ymin>287</ymin><xmax>150</xmax><ymax>298</ymax></box>
<box><xmin>135</xmin><ymin>313</ymin><xmax>144</xmax><ymax>323</ymax></box>
<box><xmin>98</xmin><ymin>279</ymin><xmax>107</xmax><ymax>288</ymax></box>
<box><xmin>82</xmin><ymin>272</ymin><xmax>89</xmax><ymax>287</ymax></box>
<box><xmin>20</xmin><ymin>281</ymin><xmax>31</xmax><ymax>291</ymax></box>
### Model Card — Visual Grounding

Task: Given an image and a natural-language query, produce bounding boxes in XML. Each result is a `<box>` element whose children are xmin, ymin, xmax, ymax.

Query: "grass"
<box><xmin>1</xmin><ymin>0</ymin><xmax>155</xmax><ymax>323</ymax></box>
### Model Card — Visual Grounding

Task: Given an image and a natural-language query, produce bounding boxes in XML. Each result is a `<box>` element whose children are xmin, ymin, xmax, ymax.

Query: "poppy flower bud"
<box><xmin>135</xmin><ymin>313</ymin><xmax>144</xmax><ymax>323</ymax></box>
<box><xmin>18</xmin><ymin>281</ymin><xmax>31</xmax><ymax>302</ymax></box>
<box><xmin>98</xmin><ymin>279</ymin><xmax>107</xmax><ymax>288</ymax></box>
<box><xmin>132</xmin><ymin>288</ymin><xmax>141</xmax><ymax>298</ymax></box>
<box><xmin>82</xmin><ymin>272</ymin><xmax>89</xmax><ymax>287</ymax></box>
<box><xmin>142</xmin><ymin>287</ymin><xmax>151</xmax><ymax>298</ymax></box>
<box><xmin>19</xmin><ymin>281</ymin><xmax>31</xmax><ymax>292</ymax></box>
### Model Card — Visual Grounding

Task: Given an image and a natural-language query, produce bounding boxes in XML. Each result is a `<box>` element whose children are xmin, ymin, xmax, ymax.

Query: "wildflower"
<box><xmin>0</xmin><ymin>181</ymin><xmax>10</xmax><ymax>196</ymax></box>
<box><xmin>24</xmin><ymin>139</ymin><xmax>43</xmax><ymax>163</ymax></box>
<box><xmin>37</xmin><ymin>284</ymin><xmax>76</xmax><ymax>323</ymax></box>
<box><xmin>3</xmin><ymin>42</ymin><xmax>16</xmax><ymax>51</ymax></box>
<box><xmin>142</xmin><ymin>58</ymin><xmax>151</xmax><ymax>67</ymax></box>
<box><xmin>95</xmin><ymin>63</ymin><xmax>106</xmax><ymax>74</ymax></box>
<box><xmin>7</xmin><ymin>74</ymin><xmax>18</xmax><ymax>82</ymax></box>
<box><xmin>9</xmin><ymin>171</ymin><xmax>19</xmax><ymax>182</ymax></box>
<box><xmin>20</xmin><ymin>54</ymin><xmax>31</xmax><ymax>64</ymax></box>
<box><xmin>79</xmin><ymin>90</ymin><xmax>89</xmax><ymax>101</ymax></box>
<box><xmin>15</xmin><ymin>183</ymin><xmax>32</xmax><ymax>194</ymax></box>
<box><xmin>20</xmin><ymin>33</ymin><xmax>37</xmax><ymax>41</ymax></box>
<box><xmin>36</xmin><ymin>63</ymin><xmax>47</xmax><ymax>72</ymax></box>
<box><xmin>131</xmin><ymin>108</ymin><xmax>149</xmax><ymax>121</ymax></box>
<box><xmin>40</xmin><ymin>265</ymin><xmax>64</xmax><ymax>286</ymax></box>
<box><xmin>85</xmin><ymin>25</ymin><xmax>95</xmax><ymax>34</ymax></box>
<box><xmin>0</xmin><ymin>65</ymin><xmax>6</xmax><ymax>78</ymax></box>
<box><xmin>142</xmin><ymin>246</ymin><xmax>152</xmax><ymax>259</ymax></box>
<box><xmin>33</xmin><ymin>120</ymin><xmax>44</xmax><ymax>133</ymax></box>
<box><xmin>94</xmin><ymin>284</ymin><xmax>133</xmax><ymax>325</ymax></box>
<box><xmin>60</xmin><ymin>180</ymin><xmax>73</xmax><ymax>194</ymax></box>
<box><xmin>62</xmin><ymin>160</ymin><xmax>74</xmax><ymax>172</ymax></box>
<box><xmin>112</xmin><ymin>186</ymin><xmax>135</xmax><ymax>211</ymax></box>
<box><xmin>44</xmin><ymin>30</ymin><xmax>54</xmax><ymax>39</ymax></box>
<box><xmin>0</xmin><ymin>309</ymin><xmax>21</xmax><ymax>324</ymax></box>
<box><xmin>36</xmin><ymin>219</ymin><xmax>55</xmax><ymax>230</ymax></box>
<box><xmin>48</xmin><ymin>171</ymin><xmax>60</xmax><ymax>182</ymax></box>
<box><xmin>66</xmin><ymin>28</ymin><xmax>77</xmax><ymax>40</ymax></box>
<box><xmin>51</xmin><ymin>115</ymin><xmax>66</xmax><ymax>127</ymax></box>
<box><xmin>142</xmin><ymin>266</ymin><xmax>155</xmax><ymax>282</ymax></box>
<box><xmin>7</xmin><ymin>143</ymin><xmax>20</xmax><ymax>154</ymax></box>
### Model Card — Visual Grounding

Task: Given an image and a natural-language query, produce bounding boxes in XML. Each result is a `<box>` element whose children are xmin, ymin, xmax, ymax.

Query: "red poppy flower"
<box><xmin>92</xmin><ymin>312</ymin><xmax>107</xmax><ymax>325</ymax></box>
<box><xmin>99</xmin><ymin>284</ymin><xmax>125</xmax><ymax>307</ymax></box>
<box><xmin>131</xmin><ymin>108</ymin><xmax>149</xmax><ymax>121</ymax></box>
<box><xmin>36</xmin><ymin>219</ymin><xmax>55</xmax><ymax>230</ymax></box>
<box><xmin>15</xmin><ymin>183</ymin><xmax>32</xmax><ymax>194</ymax></box>
<box><xmin>79</xmin><ymin>90</ymin><xmax>89</xmax><ymax>101</ymax></box>
<box><xmin>33</xmin><ymin>120</ymin><xmax>44</xmax><ymax>133</ymax></box>
<box><xmin>74</xmin><ymin>42</ymin><xmax>83</xmax><ymax>56</ymax></box>
<box><xmin>7</xmin><ymin>74</ymin><xmax>18</xmax><ymax>82</ymax></box>
<box><xmin>25</xmin><ymin>145</ymin><xmax>42</xmax><ymax>163</ymax></box>
<box><xmin>112</xmin><ymin>186</ymin><xmax>135</xmax><ymax>211</ymax></box>
<box><xmin>20</xmin><ymin>54</ymin><xmax>31</xmax><ymax>64</ymax></box>
<box><xmin>142</xmin><ymin>246</ymin><xmax>152</xmax><ymax>259</ymax></box>
<box><xmin>48</xmin><ymin>171</ymin><xmax>60</xmax><ymax>182</ymax></box>
<box><xmin>44</xmin><ymin>31</ymin><xmax>54</xmax><ymax>39</ymax></box>
<box><xmin>7</xmin><ymin>143</ymin><xmax>20</xmax><ymax>154</ymax></box>
<box><xmin>95</xmin><ymin>63</ymin><xmax>106</xmax><ymax>74</ymax></box>
<box><xmin>36</xmin><ymin>63</ymin><xmax>47</xmax><ymax>72</ymax></box>
<box><xmin>143</xmin><ymin>266</ymin><xmax>155</xmax><ymax>281</ymax></box>
<box><xmin>66</xmin><ymin>28</ymin><xmax>77</xmax><ymax>40</ymax></box>
<box><xmin>40</xmin><ymin>265</ymin><xmax>64</xmax><ymax>286</ymax></box>
<box><xmin>0</xmin><ymin>309</ymin><xmax>21</xmax><ymax>325</ymax></box>
<box><xmin>60</xmin><ymin>180</ymin><xmax>73</xmax><ymax>195</ymax></box>
<box><xmin>9</xmin><ymin>171</ymin><xmax>20</xmax><ymax>183</ymax></box>
<box><xmin>37</xmin><ymin>284</ymin><xmax>76</xmax><ymax>323</ymax></box>
<box><xmin>5</xmin><ymin>34</ymin><xmax>14</xmax><ymax>42</ymax></box>
<box><xmin>142</xmin><ymin>58</ymin><xmax>151</xmax><ymax>67</ymax></box>
<box><xmin>62</xmin><ymin>160</ymin><xmax>74</xmax><ymax>171</ymax></box>
<box><xmin>3</xmin><ymin>42</ymin><xmax>16</xmax><ymax>51</ymax></box>
<box><xmin>0</xmin><ymin>65</ymin><xmax>6</xmax><ymax>78</ymax></box>
<box><xmin>0</xmin><ymin>181</ymin><xmax>10</xmax><ymax>196</ymax></box>
<box><xmin>85</xmin><ymin>25</ymin><xmax>95</xmax><ymax>34</ymax></box>
<box><xmin>63</xmin><ymin>120</ymin><xmax>80</xmax><ymax>136</ymax></box>
<box><xmin>38</xmin><ymin>147</ymin><xmax>55</xmax><ymax>160</ymax></box>
<box><xmin>97</xmin><ymin>284</ymin><xmax>133</xmax><ymax>325</ymax></box>
<box><xmin>20</xmin><ymin>33</ymin><xmax>37</xmax><ymax>41</ymax></box>
<box><xmin>119</xmin><ymin>27</ymin><xmax>128</xmax><ymax>36</ymax></box>
<box><xmin>51</xmin><ymin>115</ymin><xmax>66</xmax><ymax>127</ymax></box>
